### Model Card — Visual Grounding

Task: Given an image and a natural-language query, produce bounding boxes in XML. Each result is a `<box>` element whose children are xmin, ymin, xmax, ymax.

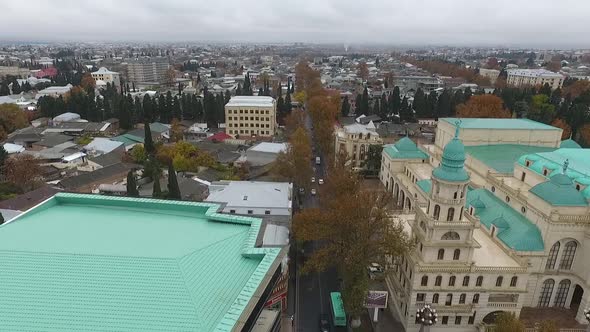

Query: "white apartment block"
<box><xmin>0</xmin><ymin>66</ymin><xmax>30</xmax><ymax>78</ymax></box>
<box><xmin>507</xmin><ymin>69</ymin><xmax>564</xmax><ymax>90</ymax></box>
<box><xmin>334</xmin><ymin>122</ymin><xmax>382</xmax><ymax>169</ymax></box>
<box><xmin>379</xmin><ymin>118</ymin><xmax>590</xmax><ymax>331</ymax></box>
<box><xmin>225</xmin><ymin>96</ymin><xmax>277</xmax><ymax>138</ymax></box>
<box><xmin>126</xmin><ymin>60</ymin><xmax>170</xmax><ymax>84</ymax></box>
<box><xmin>91</xmin><ymin>67</ymin><xmax>121</xmax><ymax>87</ymax></box>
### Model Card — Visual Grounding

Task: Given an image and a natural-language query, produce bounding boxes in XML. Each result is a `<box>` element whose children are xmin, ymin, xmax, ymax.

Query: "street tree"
<box><xmin>493</xmin><ymin>312</ymin><xmax>525</xmax><ymax>332</ymax></box>
<box><xmin>362</xmin><ymin>145</ymin><xmax>383</xmax><ymax>175</ymax></box>
<box><xmin>456</xmin><ymin>94</ymin><xmax>511</xmax><ymax>118</ymax></box>
<box><xmin>272</xmin><ymin>127</ymin><xmax>313</xmax><ymax>190</ymax></box>
<box><xmin>528</xmin><ymin>94</ymin><xmax>556</xmax><ymax>124</ymax></box>
<box><xmin>3</xmin><ymin>154</ymin><xmax>42</xmax><ymax>192</ymax></box>
<box><xmin>0</xmin><ymin>104</ymin><xmax>29</xmax><ymax>140</ymax></box>
<box><xmin>126</xmin><ymin>171</ymin><xmax>139</xmax><ymax>197</ymax></box>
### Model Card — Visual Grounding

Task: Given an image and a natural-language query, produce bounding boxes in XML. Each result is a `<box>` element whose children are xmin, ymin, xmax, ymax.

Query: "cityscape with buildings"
<box><xmin>1</xmin><ymin>1</ymin><xmax>590</xmax><ymax>332</ymax></box>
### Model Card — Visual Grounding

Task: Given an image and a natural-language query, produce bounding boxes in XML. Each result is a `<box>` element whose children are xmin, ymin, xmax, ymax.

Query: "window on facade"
<box><xmin>472</xmin><ymin>293</ymin><xmax>480</xmax><ymax>304</ymax></box>
<box><xmin>521</xmin><ymin>172</ymin><xmax>526</xmax><ymax>181</ymax></box>
<box><xmin>491</xmin><ymin>186</ymin><xmax>495</xmax><ymax>192</ymax></box>
<box><xmin>435</xmin><ymin>276</ymin><xmax>442</xmax><ymax>286</ymax></box>
<box><xmin>559</xmin><ymin>241</ymin><xmax>577</xmax><ymax>270</ymax></box>
<box><xmin>447</xmin><ymin>208</ymin><xmax>455</xmax><ymax>221</ymax></box>
<box><xmin>521</xmin><ymin>206</ymin><xmax>526</xmax><ymax>214</ymax></box>
<box><xmin>459</xmin><ymin>294</ymin><xmax>466</xmax><ymax>304</ymax></box>
<box><xmin>505</xmin><ymin>196</ymin><xmax>510</xmax><ymax>203</ymax></box>
<box><xmin>496</xmin><ymin>276</ymin><xmax>503</xmax><ymax>287</ymax></box>
<box><xmin>576</xmin><ymin>184</ymin><xmax>581</xmax><ymax>191</ymax></box>
<box><xmin>229</xmin><ymin>210</ymin><xmax>236</xmax><ymax>214</ymax></box>
<box><xmin>538</xmin><ymin>279</ymin><xmax>555</xmax><ymax>307</ymax></box>
<box><xmin>416</xmin><ymin>293</ymin><xmax>425</xmax><ymax>302</ymax></box>
<box><xmin>453</xmin><ymin>192</ymin><xmax>458</xmax><ymax>199</ymax></box>
<box><xmin>421</xmin><ymin>276</ymin><xmax>428</xmax><ymax>286</ymax></box>
<box><xmin>543</xmin><ymin>169</ymin><xmax>548</xmax><ymax>176</ymax></box>
<box><xmin>441</xmin><ymin>231</ymin><xmax>460</xmax><ymax>240</ymax></box>
<box><xmin>420</xmin><ymin>243</ymin><xmax>423</xmax><ymax>252</ymax></box>
<box><xmin>463</xmin><ymin>276</ymin><xmax>470</xmax><ymax>287</ymax></box>
<box><xmin>455</xmin><ymin>316</ymin><xmax>462</xmax><ymax>325</ymax></box>
<box><xmin>553</xmin><ymin>279</ymin><xmax>571</xmax><ymax>308</ymax></box>
<box><xmin>432</xmin><ymin>293</ymin><xmax>439</xmax><ymax>304</ymax></box>
<box><xmin>476</xmin><ymin>276</ymin><xmax>483</xmax><ymax>287</ymax></box>
<box><xmin>449</xmin><ymin>276</ymin><xmax>456</xmax><ymax>286</ymax></box>
<box><xmin>247</xmin><ymin>210</ymin><xmax>253</xmax><ymax>214</ymax></box>
<box><xmin>468</xmin><ymin>312</ymin><xmax>476</xmax><ymax>324</ymax></box>
<box><xmin>264</xmin><ymin>210</ymin><xmax>271</xmax><ymax>215</ymax></box>
<box><xmin>453</xmin><ymin>249</ymin><xmax>460</xmax><ymax>260</ymax></box>
<box><xmin>442</xmin><ymin>316</ymin><xmax>449</xmax><ymax>325</ymax></box>
<box><xmin>437</xmin><ymin>249</ymin><xmax>445</xmax><ymax>260</ymax></box>
<box><xmin>445</xmin><ymin>294</ymin><xmax>453</xmax><ymax>306</ymax></box>
<box><xmin>433</xmin><ymin>205</ymin><xmax>440</xmax><ymax>220</ymax></box>
<box><xmin>510</xmin><ymin>276</ymin><xmax>518</xmax><ymax>287</ymax></box>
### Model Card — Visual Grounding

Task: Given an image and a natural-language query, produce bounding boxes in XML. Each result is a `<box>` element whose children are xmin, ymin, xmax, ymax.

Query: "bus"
<box><xmin>329</xmin><ymin>292</ymin><xmax>347</xmax><ymax>327</ymax></box>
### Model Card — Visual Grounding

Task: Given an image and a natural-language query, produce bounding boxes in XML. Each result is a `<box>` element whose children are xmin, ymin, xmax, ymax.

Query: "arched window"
<box><xmin>437</xmin><ymin>249</ymin><xmax>445</xmax><ymax>260</ymax></box>
<box><xmin>453</xmin><ymin>249</ymin><xmax>461</xmax><ymax>260</ymax></box>
<box><xmin>447</xmin><ymin>207</ymin><xmax>455</xmax><ymax>221</ymax></box>
<box><xmin>453</xmin><ymin>192</ymin><xmax>458</xmax><ymax>199</ymax></box>
<box><xmin>433</xmin><ymin>205</ymin><xmax>440</xmax><ymax>220</ymax></box>
<box><xmin>432</xmin><ymin>293</ymin><xmax>439</xmax><ymax>304</ymax></box>
<box><xmin>538</xmin><ymin>279</ymin><xmax>555</xmax><ymax>307</ymax></box>
<box><xmin>545</xmin><ymin>242</ymin><xmax>560</xmax><ymax>270</ymax></box>
<box><xmin>559</xmin><ymin>241</ymin><xmax>577</xmax><ymax>270</ymax></box>
<box><xmin>421</xmin><ymin>276</ymin><xmax>428</xmax><ymax>286</ymax></box>
<box><xmin>553</xmin><ymin>279</ymin><xmax>571</xmax><ymax>308</ymax></box>
<box><xmin>441</xmin><ymin>231</ymin><xmax>460</xmax><ymax>240</ymax></box>
<box><xmin>496</xmin><ymin>276</ymin><xmax>503</xmax><ymax>287</ymax></box>
<box><xmin>472</xmin><ymin>294</ymin><xmax>480</xmax><ymax>304</ymax></box>
<box><xmin>510</xmin><ymin>276</ymin><xmax>518</xmax><ymax>287</ymax></box>
<box><xmin>463</xmin><ymin>276</ymin><xmax>470</xmax><ymax>287</ymax></box>
<box><xmin>476</xmin><ymin>276</ymin><xmax>483</xmax><ymax>287</ymax></box>
<box><xmin>445</xmin><ymin>293</ymin><xmax>453</xmax><ymax>306</ymax></box>
<box><xmin>435</xmin><ymin>276</ymin><xmax>442</xmax><ymax>286</ymax></box>
<box><xmin>449</xmin><ymin>276</ymin><xmax>456</xmax><ymax>286</ymax></box>
<box><xmin>459</xmin><ymin>293</ymin><xmax>466</xmax><ymax>304</ymax></box>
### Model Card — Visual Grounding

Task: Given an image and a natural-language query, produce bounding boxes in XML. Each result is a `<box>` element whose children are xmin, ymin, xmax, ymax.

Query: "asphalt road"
<box><xmin>292</xmin><ymin>110</ymin><xmax>347</xmax><ymax>332</ymax></box>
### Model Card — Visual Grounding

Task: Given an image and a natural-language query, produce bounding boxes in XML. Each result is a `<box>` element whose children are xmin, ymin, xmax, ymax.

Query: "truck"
<box><xmin>315</xmin><ymin>156</ymin><xmax>321</xmax><ymax>165</ymax></box>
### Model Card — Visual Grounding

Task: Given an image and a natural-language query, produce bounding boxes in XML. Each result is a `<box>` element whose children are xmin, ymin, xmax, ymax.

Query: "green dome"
<box><xmin>433</xmin><ymin>137</ymin><xmax>469</xmax><ymax>182</ymax></box>
<box><xmin>560</xmin><ymin>139</ymin><xmax>582</xmax><ymax>149</ymax></box>
<box><xmin>394</xmin><ymin>137</ymin><xmax>419</xmax><ymax>151</ymax></box>
<box><xmin>530</xmin><ymin>173</ymin><xmax>588</xmax><ymax>206</ymax></box>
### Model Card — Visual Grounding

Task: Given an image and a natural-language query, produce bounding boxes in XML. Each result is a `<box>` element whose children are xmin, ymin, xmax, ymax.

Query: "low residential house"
<box><xmin>0</xmin><ymin>94</ymin><xmax>37</xmax><ymax>110</ymax></box>
<box><xmin>57</xmin><ymin>163</ymin><xmax>136</xmax><ymax>193</ymax></box>
<box><xmin>30</xmin><ymin>133</ymin><xmax>73</xmax><ymax>151</ymax></box>
<box><xmin>2</xmin><ymin>143</ymin><xmax>25</xmax><ymax>154</ymax></box>
<box><xmin>125</xmin><ymin>122</ymin><xmax>170</xmax><ymax>143</ymax></box>
<box><xmin>0</xmin><ymin>185</ymin><xmax>62</xmax><ymax>212</ymax></box>
<box><xmin>35</xmin><ymin>84</ymin><xmax>73</xmax><ymax>99</ymax></box>
<box><xmin>86</xmin><ymin>151</ymin><xmax>124</xmax><ymax>171</ymax></box>
<box><xmin>138</xmin><ymin>172</ymin><xmax>209</xmax><ymax>201</ymax></box>
<box><xmin>243</xmin><ymin>142</ymin><xmax>288</xmax><ymax>167</ymax></box>
<box><xmin>61</xmin><ymin>152</ymin><xmax>87</xmax><ymax>166</ymax></box>
<box><xmin>205</xmin><ymin>181</ymin><xmax>293</xmax><ymax>224</ymax></box>
<box><xmin>83</xmin><ymin>138</ymin><xmax>125</xmax><ymax>156</ymax></box>
<box><xmin>184</xmin><ymin>124</ymin><xmax>210</xmax><ymax>141</ymax></box>
<box><xmin>24</xmin><ymin>142</ymin><xmax>80</xmax><ymax>163</ymax></box>
<box><xmin>111</xmin><ymin>134</ymin><xmax>144</xmax><ymax>151</ymax></box>
<box><xmin>42</xmin><ymin>121</ymin><xmax>115</xmax><ymax>136</ymax></box>
<box><xmin>191</xmin><ymin>141</ymin><xmax>243</xmax><ymax>165</ymax></box>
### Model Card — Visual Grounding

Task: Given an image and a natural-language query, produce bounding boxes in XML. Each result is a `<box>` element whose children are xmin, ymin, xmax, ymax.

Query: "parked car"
<box><xmin>311</xmin><ymin>188</ymin><xmax>317</xmax><ymax>195</ymax></box>
<box><xmin>318</xmin><ymin>178</ymin><xmax>324</xmax><ymax>185</ymax></box>
<box><xmin>311</xmin><ymin>177</ymin><xmax>315</xmax><ymax>183</ymax></box>
<box><xmin>319</xmin><ymin>314</ymin><xmax>330</xmax><ymax>332</ymax></box>
<box><xmin>299</xmin><ymin>187</ymin><xmax>305</xmax><ymax>194</ymax></box>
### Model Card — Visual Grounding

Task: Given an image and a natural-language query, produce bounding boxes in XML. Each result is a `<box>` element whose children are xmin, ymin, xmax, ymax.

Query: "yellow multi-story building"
<box><xmin>225</xmin><ymin>96</ymin><xmax>276</xmax><ymax>138</ymax></box>
<box><xmin>507</xmin><ymin>69</ymin><xmax>564</xmax><ymax>90</ymax></box>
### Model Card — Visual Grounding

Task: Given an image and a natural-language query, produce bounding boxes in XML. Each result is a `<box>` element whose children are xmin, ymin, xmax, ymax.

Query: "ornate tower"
<box><xmin>416</xmin><ymin>121</ymin><xmax>475</xmax><ymax>264</ymax></box>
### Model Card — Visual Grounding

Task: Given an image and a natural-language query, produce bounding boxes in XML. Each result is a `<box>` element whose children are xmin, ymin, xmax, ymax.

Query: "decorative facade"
<box><xmin>379</xmin><ymin>118</ymin><xmax>590</xmax><ymax>331</ymax></box>
<box><xmin>334</xmin><ymin>122</ymin><xmax>382</xmax><ymax>169</ymax></box>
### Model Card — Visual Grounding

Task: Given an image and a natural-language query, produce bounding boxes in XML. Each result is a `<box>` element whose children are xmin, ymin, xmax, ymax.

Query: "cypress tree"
<box><xmin>172</xmin><ymin>95</ymin><xmax>181</xmax><ymax>120</ymax></box>
<box><xmin>372</xmin><ymin>98</ymin><xmax>380</xmax><ymax>116</ymax></box>
<box><xmin>0</xmin><ymin>82</ymin><xmax>10</xmax><ymax>96</ymax></box>
<box><xmin>236</xmin><ymin>83</ymin><xmax>242</xmax><ymax>96</ymax></box>
<box><xmin>361</xmin><ymin>87</ymin><xmax>369</xmax><ymax>115</ymax></box>
<box><xmin>258</xmin><ymin>87</ymin><xmax>264</xmax><ymax>96</ymax></box>
<box><xmin>0</xmin><ymin>211</ymin><xmax>4</xmax><ymax>225</ymax></box>
<box><xmin>143</xmin><ymin>94</ymin><xmax>153</xmax><ymax>122</ymax></box>
<box><xmin>284</xmin><ymin>92</ymin><xmax>292</xmax><ymax>113</ymax></box>
<box><xmin>152</xmin><ymin>171</ymin><xmax>162</xmax><ymax>198</ymax></box>
<box><xmin>167</xmin><ymin>161</ymin><xmax>181</xmax><ymax>200</ymax></box>
<box><xmin>243</xmin><ymin>73</ymin><xmax>252</xmax><ymax>95</ymax></box>
<box><xmin>0</xmin><ymin>145</ymin><xmax>7</xmax><ymax>172</ymax></box>
<box><xmin>355</xmin><ymin>93</ymin><xmax>362</xmax><ymax>116</ymax></box>
<box><xmin>464</xmin><ymin>87</ymin><xmax>473</xmax><ymax>100</ymax></box>
<box><xmin>126</xmin><ymin>171</ymin><xmax>139</xmax><ymax>197</ymax></box>
<box><xmin>144</xmin><ymin>121</ymin><xmax>155</xmax><ymax>155</ymax></box>
<box><xmin>341</xmin><ymin>96</ymin><xmax>350</xmax><ymax>117</ymax></box>
<box><xmin>391</xmin><ymin>86</ymin><xmax>401</xmax><ymax>115</ymax></box>
<box><xmin>11</xmin><ymin>81</ymin><xmax>21</xmax><ymax>94</ymax></box>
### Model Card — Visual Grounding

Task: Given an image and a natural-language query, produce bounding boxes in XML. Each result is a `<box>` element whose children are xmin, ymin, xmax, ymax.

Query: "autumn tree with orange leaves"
<box><xmin>272</xmin><ymin>127</ymin><xmax>313</xmax><ymax>190</ymax></box>
<box><xmin>3</xmin><ymin>154</ymin><xmax>43</xmax><ymax>192</ymax></box>
<box><xmin>357</xmin><ymin>62</ymin><xmax>369</xmax><ymax>81</ymax></box>
<box><xmin>293</xmin><ymin>154</ymin><xmax>413</xmax><ymax>321</ymax></box>
<box><xmin>551</xmin><ymin>118</ymin><xmax>572</xmax><ymax>139</ymax></box>
<box><xmin>456</xmin><ymin>94</ymin><xmax>512</xmax><ymax>118</ymax></box>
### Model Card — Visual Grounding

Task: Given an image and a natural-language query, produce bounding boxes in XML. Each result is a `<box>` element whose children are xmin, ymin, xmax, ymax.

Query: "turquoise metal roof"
<box><xmin>530</xmin><ymin>174</ymin><xmax>588</xmax><ymax>206</ymax></box>
<box><xmin>417</xmin><ymin>179</ymin><xmax>432</xmax><ymax>194</ymax></box>
<box><xmin>441</xmin><ymin>118</ymin><xmax>561</xmax><ymax>130</ymax></box>
<box><xmin>112</xmin><ymin>133</ymin><xmax>144</xmax><ymax>147</ymax></box>
<box><xmin>0</xmin><ymin>193</ymin><xmax>280</xmax><ymax>332</ymax></box>
<box><xmin>465</xmin><ymin>145</ymin><xmax>555</xmax><ymax>174</ymax></box>
<box><xmin>519</xmin><ymin>148</ymin><xmax>590</xmax><ymax>199</ymax></box>
<box><xmin>560</xmin><ymin>139</ymin><xmax>582</xmax><ymax>149</ymax></box>
<box><xmin>466</xmin><ymin>189</ymin><xmax>544</xmax><ymax>252</ymax></box>
<box><xmin>383</xmin><ymin>137</ymin><xmax>428</xmax><ymax>160</ymax></box>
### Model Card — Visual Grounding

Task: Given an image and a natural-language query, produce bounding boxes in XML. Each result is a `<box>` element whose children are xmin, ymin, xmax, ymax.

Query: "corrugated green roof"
<box><xmin>466</xmin><ymin>189</ymin><xmax>544</xmax><ymax>252</ymax></box>
<box><xmin>112</xmin><ymin>133</ymin><xmax>144</xmax><ymax>147</ymax></box>
<box><xmin>383</xmin><ymin>139</ymin><xmax>429</xmax><ymax>160</ymax></box>
<box><xmin>0</xmin><ymin>193</ymin><xmax>280</xmax><ymax>332</ymax></box>
<box><xmin>441</xmin><ymin>118</ymin><xmax>560</xmax><ymax>130</ymax></box>
<box><xmin>417</xmin><ymin>179</ymin><xmax>432</xmax><ymax>194</ymax></box>
<box><xmin>530</xmin><ymin>174</ymin><xmax>588</xmax><ymax>206</ymax></box>
<box><xmin>465</xmin><ymin>144</ymin><xmax>555</xmax><ymax>173</ymax></box>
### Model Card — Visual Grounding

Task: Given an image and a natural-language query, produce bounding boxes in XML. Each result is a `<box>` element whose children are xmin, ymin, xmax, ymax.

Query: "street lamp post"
<box><xmin>416</xmin><ymin>304</ymin><xmax>438</xmax><ymax>332</ymax></box>
<box><xmin>583</xmin><ymin>307</ymin><xmax>590</xmax><ymax>332</ymax></box>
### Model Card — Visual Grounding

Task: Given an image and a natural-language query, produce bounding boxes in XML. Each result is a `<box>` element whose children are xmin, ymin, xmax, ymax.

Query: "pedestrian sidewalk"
<box><xmin>280</xmin><ymin>314</ymin><xmax>294</xmax><ymax>332</ymax></box>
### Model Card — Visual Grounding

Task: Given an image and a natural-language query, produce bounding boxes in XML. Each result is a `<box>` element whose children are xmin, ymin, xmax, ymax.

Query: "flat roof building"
<box><xmin>91</xmin><ymin>67</ymin><xmax>121</xmax><ymax>87</ymax></box>
<box><xmin>126</xmin><ymin>59</ymin><xmax>170</xmax><ymax>84</ymax></box>
<box><xmin>0</xmin><ymin>193</ymin><xmax>283</xmax><ymax>331</ymax></box>
<box><xmin>507</xmin><ymin>68</ymin><xmax>564</xmax><ymax>90</ymax></box>
<box><xmin>225</xmin><ymin>96</ymin><xmax>277</xmax><ymax>138</ymax></box>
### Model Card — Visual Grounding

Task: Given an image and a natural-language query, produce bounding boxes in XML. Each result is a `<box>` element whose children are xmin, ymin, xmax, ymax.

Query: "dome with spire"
<box><xmin>432</xmin><ymin>121</ymin><xmax>469</xmax><ymax>182</ymax></box>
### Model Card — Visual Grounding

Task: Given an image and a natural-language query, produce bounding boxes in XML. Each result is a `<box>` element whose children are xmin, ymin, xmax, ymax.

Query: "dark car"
<box><xmin>319</xmin><ymin>314</ymin><xmax>330</xmax><ymax>332</ymax></box>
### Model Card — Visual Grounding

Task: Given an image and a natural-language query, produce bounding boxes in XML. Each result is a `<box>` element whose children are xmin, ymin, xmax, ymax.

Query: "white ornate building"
<box><xmin>379</xmin><ymin>118</ymin><xmax>590</xmax><ymax>331</ymax></box>
<box><xmin>334</xmin><ymin>121</ymin><xmax>382</xmax><ymax>170</ymax></box>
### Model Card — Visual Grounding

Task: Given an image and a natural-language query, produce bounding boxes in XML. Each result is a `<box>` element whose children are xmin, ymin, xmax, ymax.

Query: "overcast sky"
<box><xmin>0</xmin><ymin>0</ymin><xmax>587</xmax><ymax>47</ymax></box>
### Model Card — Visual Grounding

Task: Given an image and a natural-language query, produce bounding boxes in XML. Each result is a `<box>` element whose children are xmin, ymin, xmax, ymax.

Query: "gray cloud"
<box><xmin>0</xmin><ymin>0</ymin><xmax>587</xmax><ymax>47</ymax></box>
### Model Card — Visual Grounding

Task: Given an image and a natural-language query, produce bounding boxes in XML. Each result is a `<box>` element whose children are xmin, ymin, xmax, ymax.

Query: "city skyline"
<box><xmin>0</xmin><ymin>0</ymin><xmax>588</xmax><ymax>48</ymax></box>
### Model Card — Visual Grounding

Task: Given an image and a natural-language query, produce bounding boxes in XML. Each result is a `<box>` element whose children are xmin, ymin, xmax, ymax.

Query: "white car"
<box><xmin>311</xmin><ymin>177</ymin><xmax>315</xmax><ymax>183</ymax></box>
<box><xmin>318</xmin><ymin>179</ymin><xmax>324</xmax><ymax>185</ymax></box>
<box><xmin>311</xmin><ymin>188</ymin><xmax>317</xmax><ymax>195</ymax></box>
